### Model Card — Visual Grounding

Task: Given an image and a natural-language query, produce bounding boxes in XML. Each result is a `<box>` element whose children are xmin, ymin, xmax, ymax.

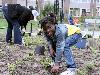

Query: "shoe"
<box><xmin>60</xmin><ymin>68</ymin><xmax>76</xmax><ymax>75</ymax></box>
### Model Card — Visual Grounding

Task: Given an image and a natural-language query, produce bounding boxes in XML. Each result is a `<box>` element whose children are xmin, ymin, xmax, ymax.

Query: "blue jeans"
<box><xmin>2</xmin><ymin>6</ymin><xmax>22</xmax><ymax>45</ymax></box>
<box><xmin>64</xmin><ymin>33</ymin><xmax>82</xmax><ymax>68</ymax></box>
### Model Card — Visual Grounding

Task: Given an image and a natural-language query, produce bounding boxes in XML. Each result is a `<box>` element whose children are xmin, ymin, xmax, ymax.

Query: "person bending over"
<box><xmin>40</xmin><ymin>14</ymin><xmax>82</xmax><ymax>75</ymax></box>
<box><xmin>2</xmin><ymin>4</ymin><xmax>34</xmax><ymax>45</ymax></box>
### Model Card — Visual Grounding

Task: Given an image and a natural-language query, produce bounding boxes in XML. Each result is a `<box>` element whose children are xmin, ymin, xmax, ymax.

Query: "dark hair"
<box><xmin>40</xmin><ymin>13</ymin><xmax>57</xmax><ymax>29</ymax></box>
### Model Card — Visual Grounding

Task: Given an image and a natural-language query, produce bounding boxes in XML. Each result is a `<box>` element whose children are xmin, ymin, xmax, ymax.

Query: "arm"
<box><xmin>44</xmin><ymin>33</ymin><xmax>55</xmax><ymax>56</ymax></box>
<box><xmin>55</xmin><ymin>26</ymin><xmax>67</xmax><ymax>65</ymax></box>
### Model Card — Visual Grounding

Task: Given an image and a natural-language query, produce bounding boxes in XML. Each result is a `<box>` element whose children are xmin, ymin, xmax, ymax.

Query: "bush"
<box><xmin>41</xmin><ymin>3</ymin><xmax>54</xmax><ymax>17</ymax></box>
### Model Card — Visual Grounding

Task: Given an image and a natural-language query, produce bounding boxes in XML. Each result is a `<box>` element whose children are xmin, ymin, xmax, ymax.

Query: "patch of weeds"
<box><xmin>77</xmin><ymin>68</ymin><xmax>87</xmax><ymax>75</ymax></box>
<box><xmin>15</xmin><ymin>60</ymin><xmax>24</xmax><ymax>65</ymax></box>
<box><xmin>85</xmin><ymin>63</ymin><xmax>95</xmax><ymax>73</ymax></box>
<box><xmin>24</xmin><ymin>36</ymin><xmax>33</xmax><ymax>46</ymax></box>
<box><xmin>29</xmin><ymin>53</ymin><xmax>33</xmax><ymax>56</ymax></box>
<box><xmin>24</xmin><ymin>35</ymin><xmax>46</xmax><ymax>46</ymax></box>
<box><xmin>7</xmin><ymin>63</ymin><xmax>16</xmax><ymax>74</ymax></box>
<box><xmin>0</xmin><ymin>52</ymin><xmax>5</xmax><ymax>59</ymax></box>
<box><xmin>9</xmin><ymin>45</ymin><xmax>20</xmax><ymax>51</ymax></box>
<box><xmin>90</xmin><ymin>47</ymin><xmax>97</xmax><ymax>54</ymax></box>
<box><xmin>23</xmin><ymin>54</ymin><xmax>34</xmax><ymax>61</ymax></box>
<box><xmin>77</xmin><ymin>63</ymin><xmax>95</xmax><ymax>75</ymax></box>
<box><xmin>32</xmin><ymin>36</ymin><xmax>46</xmax><ymax>44</ymax></box>
<box><xmin>40</xmin><ymin>56</ymin><xmax>52</xmax><ymax>68</ymax></box>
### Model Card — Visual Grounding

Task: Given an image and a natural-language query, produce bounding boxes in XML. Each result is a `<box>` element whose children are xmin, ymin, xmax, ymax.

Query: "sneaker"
<box><xmin>60</xmin><ymin>68</ymin><xmax>76</xmax><ymax>75</ymax></box>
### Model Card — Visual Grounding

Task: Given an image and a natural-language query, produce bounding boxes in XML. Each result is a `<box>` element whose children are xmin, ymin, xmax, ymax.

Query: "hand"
<box><xmin>51</xmin><ymin>64</ymin><xmax>60</xmax><ymax>73</ymax></box>
<box><xmin>50</xmin><ymin>49</ymin><xmax>55</xmax><ymax>57</ymax></box>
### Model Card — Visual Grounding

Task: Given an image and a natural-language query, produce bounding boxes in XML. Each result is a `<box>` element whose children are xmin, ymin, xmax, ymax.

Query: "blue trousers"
<box><xmin>64</xmin><ymin>33</ymin><xmax>82</xmax><ymax>68</ymax></box>
<box><xmin>2</xmin><ymin>6</ymin><xmax>22</xmax><ymax>45</ymax></box>
<box><xmin>48</xmin><ymin>33</ymin><xmax>81</xmax><ymax>68</ymax></box>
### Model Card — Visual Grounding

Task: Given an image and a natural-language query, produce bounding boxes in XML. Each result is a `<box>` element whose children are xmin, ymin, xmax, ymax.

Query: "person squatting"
<box><xmin>40</xmin><ymin>14</ymin><xmax>82</xmax><ymax>75</ymax></box>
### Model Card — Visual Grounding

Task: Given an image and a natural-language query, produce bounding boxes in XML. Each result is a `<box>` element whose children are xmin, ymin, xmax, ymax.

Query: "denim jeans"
<box><xmin>64</xmin><ymin>33</ymin><xmax>82</xmax><ymax>68</ymax></box>
<box><xmin>2</xmin><ymin>6</ymin><xmax>22</xmax><ymax>45</ymax></box>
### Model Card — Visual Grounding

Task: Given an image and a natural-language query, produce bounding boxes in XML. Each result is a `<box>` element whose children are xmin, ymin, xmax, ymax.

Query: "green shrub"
<box><xmin>41</xmin><ymin>3</ymin><xmax>54</xmax><ymax>17</ymax></box>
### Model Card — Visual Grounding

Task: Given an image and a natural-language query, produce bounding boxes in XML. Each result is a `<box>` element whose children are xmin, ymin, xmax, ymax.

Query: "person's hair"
<box><xmin>40</xmin><ymin>13</ymin><xmax>57</xmax><ymax>30</ymax></box>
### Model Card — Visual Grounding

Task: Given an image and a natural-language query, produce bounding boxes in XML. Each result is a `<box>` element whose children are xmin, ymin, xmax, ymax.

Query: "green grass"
<box><xmin>0</xmin><ymin>19</ymin><xmax>7</xmax><ymax>28</ymax></box>
<box><xmin>24</xmin><ymin>35</ymin><xmax>46</xmax><ymax>46</ymax></box>
<box><xmin>0</xmin><ymin>19</ymin><xmax>7</xmax><ymax>34</ymax></box>
<box><xmin>0</xmin><ymin>10</ymin><xmax>3</xmax><ymax>18</ymax></box>
<box><xmin>26</xmin><ymin>20</ymin><xmax>40</xmax><ymax>32</ymax></box>
<box><xmin>0</xmin><ymin>19</ymin><xmax>39</xmax><ymax>34</ymax></box>
<box><xmin>0</xmin><ymin>19</ymin><xmax>39</xmax><ymax>29</ymax></box>
<box><xmin>27</xmin><ymin>20</ymin><xmax>39</xmax><ymax>28</ymax></box>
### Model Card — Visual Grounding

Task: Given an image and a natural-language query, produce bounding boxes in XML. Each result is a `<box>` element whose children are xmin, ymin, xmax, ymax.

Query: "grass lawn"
<box><xmin>26</xmin><ymin>20</ymin><xmax>39</xmax><ymax>31</ymax></box>
<box><xmin>0</xmin><ymin>18</ymin><xmax>39</xmax><ymax>34</ymax></box>
<box><xmin>0</xmin><ymin>18</ymin><xmax>7</xmax><ymax>28</ymax></box>
<box><xmin>0</xmin><ymin>19</ymin><xmax>7</xmax><ymax>34</ymax></box>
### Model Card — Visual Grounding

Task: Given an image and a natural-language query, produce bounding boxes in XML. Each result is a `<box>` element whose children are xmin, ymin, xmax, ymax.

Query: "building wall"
<box><xmin>17</xmin><ymin>0</ymin><xmax>53</xmax><ymax>8</ymax></box>
<box><xmin>64</xmin><ymin>0</ymin><xmax>70</xmax><ymax>13</ymax></box>
<box><xmin>69</xmin><ymin>3</ymin><xmax>90</xmax><ymax>16</ymax></box>
<box><xmin>68</xmin><ymin>0</ymin><xmax>91</xmax><ymax>17</ymax></box>
<box><xmin>0</xmin><ymin>0</ymin><xmax>2</xmax><ymax>6</ymax></box>
<box><xmin>1</xmin><ymin>0</ymin><xmax>100</xmax><ymax>16</ymax></box>
<box><xmin>70</xmin><ymin>3</ymin><xmax>90</xmax><ymax>9</ymax></box>
<box><xmin>17</xmin><ymin>0</ymin><xmax>36</xmax><ymax>8</ymax></box>
<box><xmin>64</xmin><ymin>0</ymin><xmax>100</xmax><ymax>17</ymax></box>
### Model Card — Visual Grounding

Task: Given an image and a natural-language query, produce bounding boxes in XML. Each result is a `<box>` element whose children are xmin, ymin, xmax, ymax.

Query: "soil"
<box><xmin>0</xmin><ymin>34</ymin><xmax>100</xmax><ymax>75</ymax></box>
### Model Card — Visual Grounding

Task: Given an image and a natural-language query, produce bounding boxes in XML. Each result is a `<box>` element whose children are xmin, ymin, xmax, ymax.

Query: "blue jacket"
<box><xmin>46</xmin><ymin>24</ymin><xmax>67</xmax><ymax>63</ymax></box>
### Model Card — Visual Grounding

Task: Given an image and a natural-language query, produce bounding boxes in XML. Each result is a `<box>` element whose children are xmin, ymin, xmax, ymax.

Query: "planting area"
<box><xmin>0</xmin><ymin>19</ymin><xmax>100</xmax><ymax>75</ymax></box>
<box><xmin>0</xmin><ymin>30</ymin><xmax>100</xmax><ymax>75</ymax></box>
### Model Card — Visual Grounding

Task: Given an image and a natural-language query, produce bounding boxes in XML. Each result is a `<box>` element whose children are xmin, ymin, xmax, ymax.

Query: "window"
<box><xmin>70</xmin><ymin>8</ymin><xmax>80</xmax><ymax>16</ymax></box>
<box><xmin>82</xmin><ymin>9</ymin><xmax>86</xmax><ymax>16</ymax></box>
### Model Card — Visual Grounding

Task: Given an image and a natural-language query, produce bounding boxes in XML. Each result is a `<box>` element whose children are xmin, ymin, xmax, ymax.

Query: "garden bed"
<box><xmin>0</xmin><ymin>32</ymin><xmax>100</xmax><ymax>75</ymax></box>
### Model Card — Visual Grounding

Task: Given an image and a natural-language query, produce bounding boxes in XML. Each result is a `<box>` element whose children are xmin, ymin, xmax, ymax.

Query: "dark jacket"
<box><xmin>8</xmin><ymin>4</ymin><xmax>34</xmax><ymax>28</ymax></box>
